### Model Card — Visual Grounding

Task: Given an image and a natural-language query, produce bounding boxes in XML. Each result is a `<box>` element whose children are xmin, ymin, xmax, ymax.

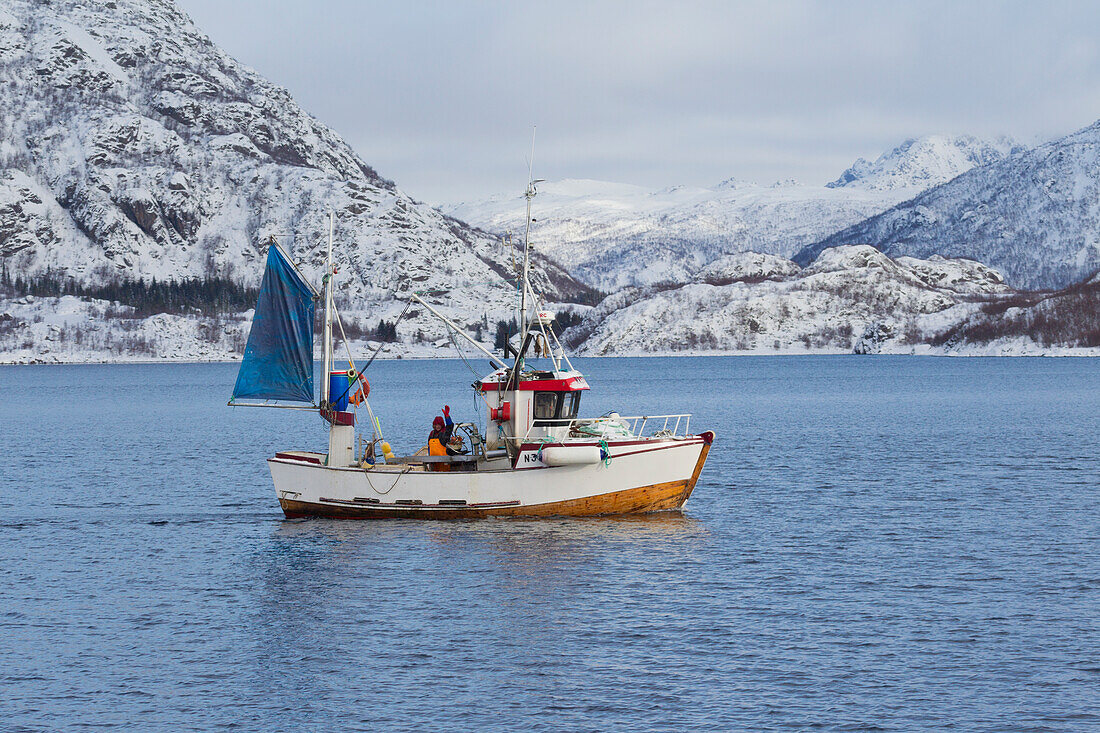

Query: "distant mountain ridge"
<box><xmin>444</xmin><ymin>134</ymin><xmax>1022</xmax><ymax>291</ymax></box>
<box><xmin>827</xmin><ymin>134</ymin><xmax>1024</xmax><ymax>191</ymax></box>
<box><xmin>797</xmin><ymin>122</ymin><xmax>1100</xmax><ymax>289</ymax></box>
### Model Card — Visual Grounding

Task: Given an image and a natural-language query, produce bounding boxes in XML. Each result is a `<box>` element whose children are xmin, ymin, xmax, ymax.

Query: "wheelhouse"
<box><xmin>478</xmin><ymin>369</ymin><xmax>590</xmax><ymax>448</ymax></box>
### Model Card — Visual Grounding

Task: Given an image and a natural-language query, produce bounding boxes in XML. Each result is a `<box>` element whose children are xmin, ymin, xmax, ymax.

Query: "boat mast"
<box><xmin>321</xmin><ymin>210</ymin><xmax>335</xmax><ymax>408</ymax></box>
<box><xmin>518</xmin><ymin>127</ymin><xmax>542</xmax><ymax>371</ymax></box>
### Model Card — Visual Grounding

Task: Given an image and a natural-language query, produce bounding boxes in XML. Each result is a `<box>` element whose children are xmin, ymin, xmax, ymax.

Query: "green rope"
<box><xmin>599</xmin><ymin>438</ymin><xmax>611</xmax><ymax>466</ymax></box>
<box><xmin>534</xmin><ymin>436</ymin><xmax>553</xmax><ymax>463</ymax></box>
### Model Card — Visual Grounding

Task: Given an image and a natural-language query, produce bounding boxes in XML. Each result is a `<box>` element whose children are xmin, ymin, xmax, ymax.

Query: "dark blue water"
<box><xmin>1</xmin><ymin>357</ymin><xmax>1097</xmax><ymax>732</ymax></box>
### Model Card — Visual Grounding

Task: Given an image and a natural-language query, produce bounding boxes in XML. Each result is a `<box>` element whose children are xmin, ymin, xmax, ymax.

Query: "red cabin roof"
<box><xmin>478</xmin><ymin>370</ymin><xmax>589</xmax><ymax>393</ymax></box>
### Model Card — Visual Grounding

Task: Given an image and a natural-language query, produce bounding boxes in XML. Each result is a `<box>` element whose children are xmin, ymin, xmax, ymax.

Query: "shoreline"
<box><xmin>5</xmin><ymin>346</ymin><xmax>1099</xmax><ymax>366</ymax></box>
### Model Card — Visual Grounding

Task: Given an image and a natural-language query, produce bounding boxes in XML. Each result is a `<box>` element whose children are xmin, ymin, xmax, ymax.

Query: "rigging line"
<box><xmin>445</xmin><ymin>323</ymin><xmax>493</xmax><ymax>413</ymax></box>
<box><xmin>361</xmin><ymin>300</ymin><xmax>413</xmax><ymax>372</ymax></box>
<box><xmin>550</xmin><ymin>324</ymin><xmax>575</xmax><ymax>372</ymax></box>
<box><xmin>472</xmin><ymin>385</ymin><xmax>485</xmax><ymax>444</ymax></box>
<box><xmin>331</xmin><ymin>301</ymin><xmax>356</xmax><ymax>367</ymax></box>
<box><xmin>537</xmin><ymin>294</ymin><xmax>575</xmax><ymax>371</ymax></box>
<box><xmin>445</xmin><ymin>323</ymin><xmax>482</xmax><ymax>381</ymax></box>
<box><xmin>326</xmin><ymin>300</ymin><xmax>363</xmax><ymax>410</ymax></box>
<box><xmin>531</xmin><ymin>294</ymin><xmax>557</xmax><ymax>369</ymax></box>
<box><xmin>265</xmin><ymin>230</ymin><xmax>334</xmax><ymax>239</ymax></box>
<box><xmin>505</xmin><ymin>233</ymin><xmax>517</xmax><ymax>280</ymax></box>
<box><xmin>328</xmin><ymin>302</ymin><xmax>385</xmax><ymax>445</ymax></box>
<box><xmin>264</xmin><ymin>237</ymin><xmax>322</xmax><ymax>298</ymax></box>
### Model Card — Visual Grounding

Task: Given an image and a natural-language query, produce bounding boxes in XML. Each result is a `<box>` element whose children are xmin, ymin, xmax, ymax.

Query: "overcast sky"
<box><xmin>176</xmin><ymin>0</ymin><xmax>1100</xmax><ymax>205</ymax></box>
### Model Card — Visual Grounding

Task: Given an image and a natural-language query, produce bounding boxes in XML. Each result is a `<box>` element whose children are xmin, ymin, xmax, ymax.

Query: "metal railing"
<box><xmin>569</xmin><ymin>413</ymin><xmax>692</xmax><ymax>439</ymax></box>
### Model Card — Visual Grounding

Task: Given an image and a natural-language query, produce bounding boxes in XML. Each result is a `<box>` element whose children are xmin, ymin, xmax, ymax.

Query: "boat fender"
<box><xmin>541</xmin><ymin>446</ymin><xmax>603</xmax><ymax>466</ymax></box>
<box><xmin>490</xmin><ymin>402</ymin><xmax>511</xmax><ymax>422</ymax></box>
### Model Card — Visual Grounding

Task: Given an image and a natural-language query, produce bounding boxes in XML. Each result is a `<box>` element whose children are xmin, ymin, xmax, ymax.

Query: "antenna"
<box><xmin>505</xmin><ymin>127</ymin><xmax>572</xmax><ymax>381</ymax></box>
<box><xmin>527</xmin><ymin>125</ymin><xmax>536</xmax><ymax>184</ymax></box>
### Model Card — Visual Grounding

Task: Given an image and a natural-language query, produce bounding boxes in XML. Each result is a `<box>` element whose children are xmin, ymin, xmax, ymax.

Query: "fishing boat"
<box><xmin>229</xmin><ymin>176</ymin><xmax>714</xmax><ymax>519</ymax></box>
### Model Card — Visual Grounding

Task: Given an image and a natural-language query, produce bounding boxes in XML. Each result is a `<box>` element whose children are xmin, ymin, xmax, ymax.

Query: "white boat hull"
<box><xmin>269</xmin><ymin>432</ymin><xmax>714</xmax><ymax>519</ymax></box>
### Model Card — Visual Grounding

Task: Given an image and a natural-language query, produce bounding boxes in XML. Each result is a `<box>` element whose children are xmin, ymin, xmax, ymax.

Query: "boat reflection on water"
<box><xmin>254</xmin><ymin>513</ymin><xmax>707</xmax><ymax>614</ymax></box>
<box><xmin>246</xmin><ymin>512</ymin><xmax>710</xmax><ymax>712</ymax></box>
<box><xmin>265</xmin><ymin>512</ymin><xmax>707</xmax><ymax>569</ymax></box>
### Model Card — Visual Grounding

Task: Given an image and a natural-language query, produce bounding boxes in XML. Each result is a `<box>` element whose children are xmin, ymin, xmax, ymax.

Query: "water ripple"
<box><xmin>0</xmin><ymin>357</ymin><xmax>1097</xmax><ymax>731</ymax></box>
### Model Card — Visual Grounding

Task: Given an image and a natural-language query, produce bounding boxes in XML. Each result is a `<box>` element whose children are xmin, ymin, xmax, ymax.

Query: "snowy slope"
<box><xmin>797</xmin><ymin>122</ymin><xmax>1100</xmax><ymax>289</ymax></box>
<box><xmin>0</xmin><ymin>293</ymin><xmax>504</xmax><ymax>364</ymax></box>
<box><xmin>6</xmin><ymin>247</ymin><xmax>1093</xmax><ymax>362</ymax></box>
<box><xmin>0</xmin><ymin>0</ymin><xmax>594</xmax><ymax>345</ymax></box>
<box><xmin>443</xmin><ymin>136</ymin><xmax>1020</xmax><ymax>291</ymax></box>
<box><xmin>563</xmin><ymin>246</ymin><xmax>1024</xmax><ymax>355</ymax></box>
<box><xmin>0</xmin><ymin>294</ymin><xmax>248</xmax><ymax>363</ymax></box>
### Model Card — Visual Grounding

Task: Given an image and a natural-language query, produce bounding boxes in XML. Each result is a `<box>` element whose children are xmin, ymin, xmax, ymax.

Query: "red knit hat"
<box><xmin>433</xmin><ymin>416</ymin><xmax>444</xmax><ymax>429</ymax></box>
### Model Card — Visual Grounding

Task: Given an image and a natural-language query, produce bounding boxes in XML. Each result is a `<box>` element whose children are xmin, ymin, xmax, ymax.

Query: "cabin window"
<box><xmin>533</xmin><ymin>391</ymin><xmax>581</xmax><ymax>422</ymax></box>
<box><xmin>561</xmin><ymin>392</ymin><xmax>581</xmax><ymax>420</ymax></box>
<box><xmin>533</xmin><ymin>392</ymin><xmax>560</xmax><ymax>420</ymax></box>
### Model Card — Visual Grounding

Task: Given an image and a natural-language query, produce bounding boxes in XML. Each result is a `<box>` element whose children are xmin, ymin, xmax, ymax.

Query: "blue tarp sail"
<box><xmin>232</xmin><ymin>244</ymin><xmax>316</xmax><ymax>403</ymax></box>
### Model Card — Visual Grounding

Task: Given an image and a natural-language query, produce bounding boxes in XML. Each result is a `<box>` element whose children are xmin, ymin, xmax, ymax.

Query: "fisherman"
<box><xmin>428</xmin><ymin>405</ymin><xmax>457</xmax><ymax>471</ymax></box>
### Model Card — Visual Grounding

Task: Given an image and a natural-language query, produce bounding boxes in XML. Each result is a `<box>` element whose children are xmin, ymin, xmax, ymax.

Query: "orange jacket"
<box><xmin>428</xmin><ymin>414</ymin><xmax>455</xmax><ymax>456</ymax></box>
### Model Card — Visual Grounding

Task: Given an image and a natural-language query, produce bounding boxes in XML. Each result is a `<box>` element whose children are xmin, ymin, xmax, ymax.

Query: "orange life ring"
<box><xmin>349</xmin><ymin>376</ymin><xmax>370</xmax><ymax>405</ymax></box>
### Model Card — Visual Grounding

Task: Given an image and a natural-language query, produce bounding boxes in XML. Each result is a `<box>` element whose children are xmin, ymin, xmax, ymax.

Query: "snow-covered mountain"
<box><xmin>443</xmin><ymin>136</ymin><xmax>1020</xmax><ymax>292</ymax></box>
<box><xmin>6</xmin><ymin>245</ymin><xmax>1094</xmax><ymax>363</ymax></box>
<box><xmin>2</xmin><ymin>0</ymin><xmax>1091</xmax><ymax>363</ymax></box>
<box><xmin>0</xmin><ymin>294</ymin><xmax>250</xmax><ymax>364</ymax></box>
<box><xmin>561</xmin><ymin>245</ymin><xmax>1054</xmax><ymax>355</ymax></box>
<box><xmin>827</xmin><ymin>134</ymin><xmax>1023</xmax><ymax>191</ymax></box>
<box><xmin>444</xmin><ymin>179</ymin><xmax>903</xmax><ymax>292</ymax></box>
<box><xmin>797</xmin><ymin>122</ymin><xmax>1100</xmax><ymax>290</ymax></box>
<box><xmin>0</xmin><ymin>0</ymin><xmax>594</xmax><ymax>341</ymax></box>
